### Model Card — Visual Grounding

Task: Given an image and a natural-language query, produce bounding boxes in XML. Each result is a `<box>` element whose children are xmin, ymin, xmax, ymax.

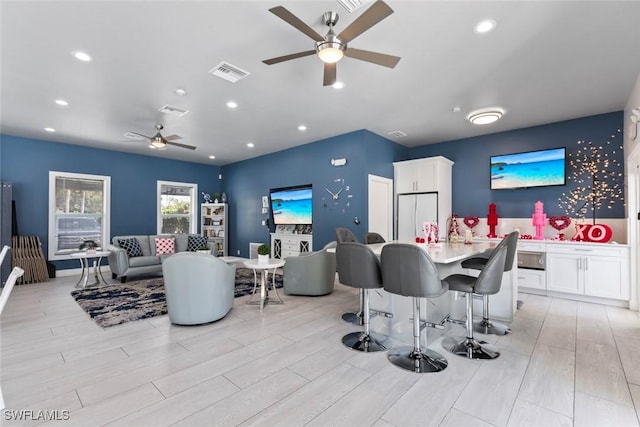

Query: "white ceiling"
<box><xmin>2</xmin><ymin>1</ymin><xmax>640</xmax><ymax>166</ymax></box>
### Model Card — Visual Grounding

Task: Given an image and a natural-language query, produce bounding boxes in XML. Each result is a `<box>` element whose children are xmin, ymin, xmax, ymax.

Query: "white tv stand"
<box><xmin>270</xmin><ymin>231</ymin><xmax>312</xmax><ymax>259</ymax></box>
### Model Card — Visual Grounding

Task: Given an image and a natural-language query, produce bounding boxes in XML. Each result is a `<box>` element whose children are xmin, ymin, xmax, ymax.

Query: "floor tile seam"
<box><xmin>511</xmin><ymin>397</ymin><xmax>574</xmax><ymax>422</ymax></box>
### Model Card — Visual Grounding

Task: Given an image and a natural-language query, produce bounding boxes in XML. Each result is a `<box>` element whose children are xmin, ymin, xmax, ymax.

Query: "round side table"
<box><xmin>70</xmin><ymin>250</ymin><xmax>110</xmax><ymax>288</ymax></box>
<box><xmin>243</xmin><ymin>258</ymin><xmax>286</xmax><ymax>310</ymax></box>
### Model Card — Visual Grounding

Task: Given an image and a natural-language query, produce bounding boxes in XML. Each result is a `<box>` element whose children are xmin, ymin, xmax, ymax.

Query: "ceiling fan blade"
<box><xmin>166</xmin><ymin>141</ymin><xmax>197</xmax><ymax>151</ymax></box>
<box><xmin>337</xmin><ymin>0</ymin><xmax>393</xmax><ymax>43</ymax></box>
<box><xmin>263</xmin><ymin>50</ymin><xmax>315</xmax><ymax>65</ymax></box>
<box><xmin>163</xmin><ymin>134</ymin><xmax>182</xmax><ymax>141</ymax></box>
<box><xmin>344</xmin><ymin>47</ymin><xmax>400</xmax><ymax>68</ymax></box>
<box><xmin>269</xmin><ymin>6</ymin><xmax>324</xmax><ymax>42</ymax></box>
<box><xmin>323</xmin><ymin>62</ymin><xmax>337</xmax><ymax>86</ymax></box>
<box><xmin>128</xmin><ymin>131</ymin><xmax>152</xmax><ymax>140</ymax></box>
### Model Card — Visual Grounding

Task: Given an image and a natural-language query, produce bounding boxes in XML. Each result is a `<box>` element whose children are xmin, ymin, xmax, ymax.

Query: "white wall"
<box><xmin>624</xmin><ymin>72</ymin><xmax>640</xmax><ymax>310</ymax></box>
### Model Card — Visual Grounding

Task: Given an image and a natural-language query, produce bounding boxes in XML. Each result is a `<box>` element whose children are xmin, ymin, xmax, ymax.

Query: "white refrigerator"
<box><xmin>396</xmin><ymin>192</ymin><xmax>439</xmax><ymax>241</ymax></box>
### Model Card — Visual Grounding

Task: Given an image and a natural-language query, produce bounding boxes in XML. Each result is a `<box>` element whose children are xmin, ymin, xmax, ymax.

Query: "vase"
<box><xmin>258</xmin><ymin>254</ymin><xmax>269</xmax><ymax>264</ymax></box>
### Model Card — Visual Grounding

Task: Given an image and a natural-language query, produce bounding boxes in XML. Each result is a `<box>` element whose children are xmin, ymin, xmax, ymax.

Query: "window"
<box><xmin>157</xmin><ymin>181</ymin><xmax>198</xmax><ymax>234</ymax></box>
<box><xmin>48</xmin><ymin>171</ymin><xmax>111</xmax><ymax>260</ymax></box>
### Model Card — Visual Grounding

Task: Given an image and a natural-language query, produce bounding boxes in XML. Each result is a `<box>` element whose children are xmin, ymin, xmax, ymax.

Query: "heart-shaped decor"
<box><xmin>549</xmin><ymin>215</ymin><xmax>571</xmax><ymax>231</ymax></box>
<box><xmin>463</xmin><ymin>216</ymin><xmax>479</xmax><ymax>228</ymax></box>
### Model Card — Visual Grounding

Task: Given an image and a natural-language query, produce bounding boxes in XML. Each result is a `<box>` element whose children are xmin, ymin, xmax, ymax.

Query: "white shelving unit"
<box><xmin>201</xmin><ymin>203</ymin><xmax>227</xmax><ymax>256</ymax></box>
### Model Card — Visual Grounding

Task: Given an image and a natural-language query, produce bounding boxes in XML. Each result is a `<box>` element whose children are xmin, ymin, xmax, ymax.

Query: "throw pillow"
<box><xmin>187</xmin><ymin>235</ymin><xmax>209</xmax><ymax>252</ymax></box>
<box><xmin>155</xmin><ymin>237</ymin><xmax>175</xmax><ymax>255</ymax></box>
<box><xmin>118</xmin><ymin>238</ymin><xmax>144</xmax><ymax>258</ymax></box>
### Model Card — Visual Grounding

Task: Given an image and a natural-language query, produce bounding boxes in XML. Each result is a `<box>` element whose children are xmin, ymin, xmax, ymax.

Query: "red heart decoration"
<box><xmin>549</xmin><ymin>216</ymin><xmax>571</xmax><ymax>231</ymax></box>
<box><xmin>463</xmin><ymin>216</ymin><xmax>479</xmax><ymax>228</ymax></box>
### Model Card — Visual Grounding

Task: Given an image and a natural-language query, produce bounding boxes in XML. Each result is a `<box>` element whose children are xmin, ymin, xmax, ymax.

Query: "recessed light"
<box><xmin>332</xmin><ymin>81</ymin><xmax>344</xmax><ymax>89</ymax></box>
<box><xmin>226</xmin><ymin>101</ymin><xmax>238</xmax><ymax>109</ymax></box>
<box><xmin>468</xmin><ymin>109</ymin><xmax>504</xmax><ymax>125</ymax></box>
<box><xmin>208</xmin><ymin>155</ymin><xmax>216</xmax><ymax>159</ymax></box>
<box><xmin>452</xmin><ymin>106</ymin><xmax>461</xmax><ymax>113</ymax></box>
<box><xmin>247</xmin><ymin>142</ymin><xmax>255</xmax><ymax>148</ymax></box>
<box><xmin>298</xmin><ymin>125</ymin><xmax>307</xmax><ymax>131</ymax></box>
<box><xmin>474</xmin><ymin>19</ymin><xmax>496</xmax><ymax>34</ymax></box>
<box><xmin>175</xmin><ymin>88</ymin><xmax>187</xmax><ymax>96</ymax></box>
<box><xmin>71</xmin><ymin>51</ymin><xmax>92</xmax><ymax>62</ymax></box>
<box><xmin>44</xmin><ymin>127</ymin><xmax>56</xmax><ymax>132</ymax></box>
<box><xmin>55</xmin><ymin>99</ymin><xmax>69</xmax><ymax>106</ymax></box>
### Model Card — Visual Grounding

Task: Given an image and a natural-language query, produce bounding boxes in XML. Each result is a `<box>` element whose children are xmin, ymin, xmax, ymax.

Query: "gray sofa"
<box><xmin>107</xmin><ymin>234</ymin><xmax>216</xmax><ymax>283</ymax></box>
<box><xmin>162</xmin><ymin>252</ymin><xmax>235</xmax><ymax>325</ymax></box>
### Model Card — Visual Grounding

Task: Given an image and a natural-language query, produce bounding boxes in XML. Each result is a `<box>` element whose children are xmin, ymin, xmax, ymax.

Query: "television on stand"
<box><xmin>269</xmin><ymin>184</ymin><xmax>312</xmax><ymax>232</ymax></box>
<box><xmin>490</xmin><ymin>147</ymin><xmax>566</xmax><ymax>190</ymax></box>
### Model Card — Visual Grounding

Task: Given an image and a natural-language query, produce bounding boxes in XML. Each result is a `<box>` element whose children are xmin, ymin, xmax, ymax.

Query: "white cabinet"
<box><xmin>546</xmin><ymin>243</ymin><xmax>629</xmax><ymax>300</ymax></box>
<box><xmin>394</xmin><ymin>156</ymin><xmax>453</xmax><ymax>194</ymax></box>
<box><xmin>201</xmin><ymin>203</ymin><xmax>227</xmax><ymax>256</ymax></box>
<box><xmin>270</xmin><ymin>233</ymin><xmax>312</xmax><ymax>259</ymax></box>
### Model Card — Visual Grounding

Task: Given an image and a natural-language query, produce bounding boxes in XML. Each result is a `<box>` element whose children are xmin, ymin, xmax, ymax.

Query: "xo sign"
<box><xmin>572</xmin><ymin>224</ymin><xmax>613</xmax><ymax>243</ymax></box>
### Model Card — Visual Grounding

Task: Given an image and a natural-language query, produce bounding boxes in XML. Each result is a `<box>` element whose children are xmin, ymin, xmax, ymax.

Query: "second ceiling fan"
<box><xmin>262</xmin><ymin>0</ymin><xmax>401</xmax><ymax>86</ymax></box>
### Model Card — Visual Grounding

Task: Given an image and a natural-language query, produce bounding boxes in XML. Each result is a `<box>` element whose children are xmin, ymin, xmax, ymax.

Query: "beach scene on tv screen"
<box><xmin>271</xmin><ymin>188</ymin><xmax>312</xmax><ymax>224</ymax></box>
<box><xmin>491</xmin><ymin>148</ymin><xmax>565</xmax><ymax>189</ymax></box>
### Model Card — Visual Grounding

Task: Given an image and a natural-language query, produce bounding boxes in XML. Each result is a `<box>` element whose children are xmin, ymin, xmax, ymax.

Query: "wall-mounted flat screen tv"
<box><xmin>490</xmin><ymin>147</ymin><xmax>566</xmax><ymax>190</ymax></box>
<box><xmin>269</xmin><ymin>184</ymin><xmax>313</xmax><ymax>225</ymax></box>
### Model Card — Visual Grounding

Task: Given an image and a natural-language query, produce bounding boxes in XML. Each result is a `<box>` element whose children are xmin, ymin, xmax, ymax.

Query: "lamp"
<box><xmin>631</xmin><ymin>107</ymin><xmax>640</xmax><ymax>141</ymax></box>
<box><xmin>468</xmin><ymin>109</ymin><xmax>504</xmax><ymax>125</ymax></box>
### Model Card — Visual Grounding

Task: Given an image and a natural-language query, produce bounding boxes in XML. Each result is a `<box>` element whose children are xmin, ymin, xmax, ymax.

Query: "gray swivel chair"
<box><xmin>335</xmin><ymin>228</ymin><xmax>363</xmax><ymax>325</ymax></box>
<box><xmin>283</xmin><ymin>247</ymin><xmax>336</xmax><ymax>296</ymax></box>
<box><xmin>162</xmin><ymin>252</ymin><xmax>236</xmax><ymax>325</ymax></box>
<box><xmin>336</xmin><ymin>242</ymin><xmax>387</xmax><ymax>352</ymax></box>
<box><xmin>365</xmin><ymin>232</ymin><xmax>386</xmax><ymax>244</ymax></box>
<box><xmin>380</xmin><ymin>244</ymin><xmax>449</xmax><ymax>373</ymax></box>
<box><xmin>442</xmin><ymin>237</ymin><xmax>510</xmax><ymax>360</ymax></box>
<box><xmin>460</xmin><ymin>231</ymin><xmax>519</xmax><ymax>335</ymax></box>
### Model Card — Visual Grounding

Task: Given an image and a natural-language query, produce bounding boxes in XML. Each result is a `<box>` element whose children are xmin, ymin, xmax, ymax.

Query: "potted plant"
<box><xmin>213</xmin><ymin>192</ymin><xmax>221</xmax><ymax>203</ymax></box>
<box><xmin>196</xmin><ymin>245</ymin><xmax>211</xmax><ymax>254</ymax></box>
<box><xmin>257</xmin><ymin>244</ymin><xmax>270</xmax><ymax>264</ymax></box>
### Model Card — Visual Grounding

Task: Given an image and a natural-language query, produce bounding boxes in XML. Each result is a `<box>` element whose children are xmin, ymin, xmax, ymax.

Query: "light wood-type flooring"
<box><xmin>1</xmin><ymin>273</ymin><xmax>640</xmax><ymax>426</ymax></box>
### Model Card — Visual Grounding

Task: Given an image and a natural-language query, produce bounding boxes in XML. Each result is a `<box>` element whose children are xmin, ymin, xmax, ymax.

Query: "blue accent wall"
<box><xmin>221</xmin><ymin>130</ymin><xmax>406</xmax><ymax>256</ymax></box>
<box><xmin>407</xmin><ymin>112</ymin><xmax>625</xmax><ymax>219</ymax></box>
<box><xmin>1</xmin><ymin>135</ymin><xmax>221</xmax><ymax>270</ymax></box>
<box><xmin>0</xmin><ymin>111</ymin><xmax>625</xmax><ymax>269</ymax></box>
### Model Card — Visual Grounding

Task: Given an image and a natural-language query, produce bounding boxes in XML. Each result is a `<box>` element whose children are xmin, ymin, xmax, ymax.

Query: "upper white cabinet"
<box><xmin>546</xmin><ymin>243</ymin><xmax>629</xmax><ymax>300</ymax></box>
<box><xmin>394</xmin><ymin>156</ymin><xmax>453</xmax><ymax>194</ymax></box>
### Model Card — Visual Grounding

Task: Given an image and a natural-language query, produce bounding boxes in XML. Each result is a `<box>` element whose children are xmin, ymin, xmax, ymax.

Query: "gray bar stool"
<box><xmin>380</xmin><ymin>243</ymin><xmax>449</xmax><ymax>373</ymax></box>
<box><xmin>335</xmin><ymin>227</ymin><xmax>364</xmax><ymax>325</ymax></box>
<box><xmin>442</xmin><ymin>237</ymin><xmax>509</xmax><ymax>360</ymax></box>
<box><xmin>364</xmin><ymin>232</ymin><xmax>386</xmax><ymax>244</ymax></box>
<box><xmin>460</xmin><ymin>231</ymin><xmax>519</xmax><ymax>335</ymax></box>
<box><xmin>336</xmin><ymin>242</ymin><xmax>388</xmax><ymax>352</ymax></box>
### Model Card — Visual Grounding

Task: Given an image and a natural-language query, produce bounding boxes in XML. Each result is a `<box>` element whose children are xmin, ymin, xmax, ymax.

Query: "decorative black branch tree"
<box><xmin>559</xmin><ymin>129</ymin><xmax>624</xmax><ymax>224</ymax></box>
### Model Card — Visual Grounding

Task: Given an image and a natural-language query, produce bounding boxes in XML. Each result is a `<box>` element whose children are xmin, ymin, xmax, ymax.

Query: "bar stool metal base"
<box><xmin>473</xmin><ymin>318</ymin><xmax>511</xmax><ymax>336</ymax></box>
<box><xmin>443</xmin><ymin>336</ymin><xmax>500</xmax><ymax>360</ymax></box>
<box><xmin>341</xmin><ymin>312</ymin><xmax>363</xmax><ymax>325</ymax></box>
<box><xmin>387</xmin><ymin>346</ymin><xmax>448</xmax><ymax>373</ymax></box>
<box><xmin>342</xmin><ymin>331</ymin><xmax>387</xmax><ymax>352</ymax></box>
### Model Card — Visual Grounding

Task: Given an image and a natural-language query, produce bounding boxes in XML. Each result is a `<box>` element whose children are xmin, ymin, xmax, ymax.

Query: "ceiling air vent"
<box><xmin>388</xmin><ymin>130</ymin><xmax>408</xmax><ymax>138</ymax></box>
<box><xmin>337</xmin><ymin>0</ymin><xmax>364</xmax><ymax>13</ymax></box>
<box><xmin>158</xmin><ymin>104</ymin><xmax>189</xmax><ymax>117</ymax></box>
<box><xmin>209</xmin><ymin>62</ymin><xmax>251</xmax><ymax>83</ymax></box>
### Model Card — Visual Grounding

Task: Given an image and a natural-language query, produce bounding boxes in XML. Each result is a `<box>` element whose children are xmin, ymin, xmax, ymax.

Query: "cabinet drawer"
<box><xmin>282</xmin><ymin>243</ymin><xmax>299</xmax><ymax>252</ymax></box>
<box><xmin>517</xmin><ymin>242</ymin><xmax>545</xmax><ymax>252</ymax></box>
<box><xmin>546</xmin><ymin>243</ymin><xmax>628</xmax><ymax>257</ymax></box>
<box><xmin>517</xmin><ymin>269</ymin><xmax>545</xmax><ymax>290</ymax></box>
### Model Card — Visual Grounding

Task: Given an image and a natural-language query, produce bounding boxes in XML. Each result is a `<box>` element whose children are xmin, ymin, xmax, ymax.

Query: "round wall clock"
<box><xmin>323</xmin><ymin>178</ymin><xmax>352</xmax><ymax>213</ymax></box>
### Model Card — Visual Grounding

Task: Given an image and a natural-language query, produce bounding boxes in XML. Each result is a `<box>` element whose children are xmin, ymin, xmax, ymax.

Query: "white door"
<box><xmin>367</xmin><ymin>175</ymin><xmax>393</xmax><ymax>241</ymax></box>
<box><xmin>397</xmin><ymin>194</ymin><xmax>416</xmax><ymax>241</ymax></box>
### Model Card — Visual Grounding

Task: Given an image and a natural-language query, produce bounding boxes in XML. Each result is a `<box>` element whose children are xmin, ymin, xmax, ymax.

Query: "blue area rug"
<box><xmin>71</xmin><ymin>268</ymin><xmax>282</xmax><ymax>327</ymax></box>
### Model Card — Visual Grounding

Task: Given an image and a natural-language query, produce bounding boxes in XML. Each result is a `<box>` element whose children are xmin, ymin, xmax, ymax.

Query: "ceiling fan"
<box><xmin>128</xmin><ymin>124</ymin><xmax>196</xmax><ymax>151</ymax></box>
<box><xmin>262</xmin><ymin>0</ymin><xmax>401</xmax><ymax>86</ymax></box>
